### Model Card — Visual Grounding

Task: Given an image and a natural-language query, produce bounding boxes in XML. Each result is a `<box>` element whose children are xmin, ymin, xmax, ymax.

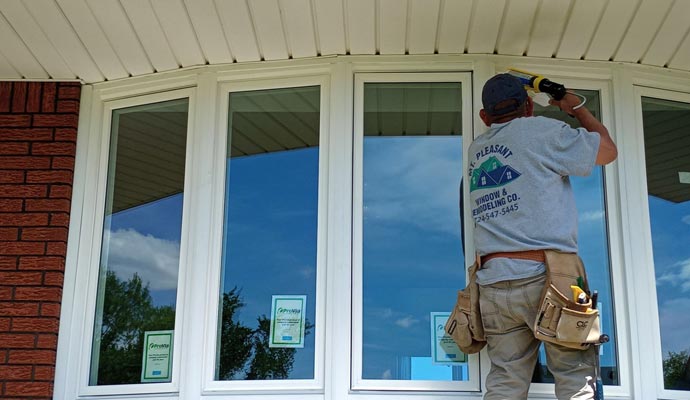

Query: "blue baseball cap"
<box><xmin>482</xmin><ymin>73</ymin><xmax>528</xmax><ymax>116</ymax></box>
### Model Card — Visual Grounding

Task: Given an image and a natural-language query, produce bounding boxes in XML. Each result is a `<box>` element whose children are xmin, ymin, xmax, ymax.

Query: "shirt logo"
<box><xmin>470</xmin><ymin>156</ymin><xmax>521</xmax><ymax>192</ymax></box>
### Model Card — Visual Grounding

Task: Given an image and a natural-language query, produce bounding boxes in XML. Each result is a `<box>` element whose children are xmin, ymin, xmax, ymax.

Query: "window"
<box><xmin>641</xmin><ymin>96</ymin><xmax>690</xmax><ymax>392</ymax></box>
<box><xmin>215</xmin><ymin>86</ymin><xmax>321</xmax><ymax>382</ymax></box>
<box><xmin>352</xmin><ymin>74</ymin><xmax>477</xmax><ymax>391</ymax></box>
<box><xmin>530</xmin><ymin>90</ymin><xmax>619</xmax><ymax>386</ymax></box>
<box><xmin>89</xmin><ymin>98</ymin><xmax>189</xmax><ymax>386</ymax></box>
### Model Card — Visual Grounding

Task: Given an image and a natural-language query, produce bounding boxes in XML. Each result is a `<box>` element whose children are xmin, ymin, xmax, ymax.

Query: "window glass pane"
<box><xmin>361</xmin><ymin>82</ymin><xmax>467</xmax><ymax>381</ymax></box>
<box><xmin>90</xmin><ymin>99</ymin><xmax>189</xmax><ymax>385</ymax></box>
<box><xmin>642</xmin><ymin>96</ymin><xmax>690</xmax><ymax>391</ymax></box>
<box><xmin>216</xmin><ymin>86</ymin><xmax>320</xmax><ymax>381</ymax></box>
<box><xmin>531</xmin><ymin>91</ymin><xmax>619</xmax><ymax>385</ymax></box>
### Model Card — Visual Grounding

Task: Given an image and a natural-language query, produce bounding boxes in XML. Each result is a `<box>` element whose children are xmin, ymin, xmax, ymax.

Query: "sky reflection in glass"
<box><xmin>642</xmin><ymin>96</ymin><xmax>690</xmax><ymax>391</ymax></box>
<box><xmin>361</xmin><ymin>82</ymin><xmax>466</xmax><ymax>381</ymax></box>
<box><xmin>216</xmin><ymin>86</ymin><xmax>320</xmax><ymax>381</ymax></box>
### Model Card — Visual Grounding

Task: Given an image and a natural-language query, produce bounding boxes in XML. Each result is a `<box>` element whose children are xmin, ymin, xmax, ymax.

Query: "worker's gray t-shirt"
<box><xmin>467</xmin><ymin>116</ymin><xmax>600</xmax><ymax>285</ymax></box>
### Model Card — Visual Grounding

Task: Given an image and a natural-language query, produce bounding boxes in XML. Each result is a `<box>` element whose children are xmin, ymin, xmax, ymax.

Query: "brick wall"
<box><xmin>0</xmin><ymin>81</ymin><xmax>80</xmax><ymax>399</ymax></box>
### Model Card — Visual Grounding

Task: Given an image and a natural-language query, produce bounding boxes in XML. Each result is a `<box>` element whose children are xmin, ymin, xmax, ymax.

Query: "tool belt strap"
<box><xmin>482</xmin><ymin>250</ymin><xmax>546</xmax><ymax>265</ymax></box>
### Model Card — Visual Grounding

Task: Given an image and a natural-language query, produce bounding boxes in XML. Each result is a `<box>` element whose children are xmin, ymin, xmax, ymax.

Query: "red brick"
<box><xmin>0</xmin><ymin>142</ymin><xmax>29</xmax><ymax>155</ymax></box>
<box><xmin>11</xmin><ymin>82</ymin><xmax>27</xmax><ymax>113</ymax></box>
<box><xmin>33</xmin><ymin>114</ymin><xmax>78</xmax><ymax>128</ymax></box>
<box><xmin>0</xmin><ymin>156</ymin><xmax>51</xmax><ymax>169</ymax></box>
<box><xmin>0</xmin><ymin>242</ymin><xmax>45</xmax><ymax>255</ymax></box>
<box><xmin>0</xmin><ymin>287</ymin><xmax>11</xmax><ymax>300</ymax></box>
<box><xmin>26</xmin><ymin>170</ymin><xmax>73</xmax><ymax>184</ymax></box>
<box><xmin>0</xmin><ymin>317</ymin><xmax>10</xmax><ymax>331</ymax></box>
<box><xmin>35</xmin><ymin>334</ymin><xmax>57</xmax><ymax>349</ymax></box>
<box><xmin>0</xmin><ymin>199</ymin><xmax>23</xmax><ymax>212</ymax></box>
<box><xmin>33</xmin><ymin>365</ymin><xmax>55</xmax><ymax>381</ymax></box>
<box><xmin>51</xmin><ymin>156</ymin><xmax>75</xmax><ymax>171</ymax></box>
<box><xmin>42</xmin><ymin>272</ymin><xmax>63</xmax><ymax>287</ymax></box>
<box><xmin>0</xmin><ymin>213</ymin><xmax>49</xmax><ymax>227</ymax></box>
<box><xmin>4</xmin><ymin>381</ymin><xmax>52</xmax><ymax>397</ymax></box>
<box><xmin>0</xmin><ymin>82</ymin><xmax>10</xmax><ymax>112</ymax></box>
<box><xmin>49</xmin><ymin>213</ymin><xmax>69</xmax><ymax>227</ymax></box>
<box><xmin>41</xmin><ymin>84</ymin><xmax>56</xmax><ymax>113</ymax></box>
<box><xmin>0</xmin><ymin>272</ymin><xmax>43</xmax><ymax>285</ymax></box>
<box><xmin>31</xmin><ymin>142</ymin><xmax>76</xmax><ymax>156</ymax></box>
<box><xmin>0</xmin><ymin>365</ymin><xmax>33</xmax><ymax>379</ymax></box>
<box><xmin>0</xmin><ymin>128</ymin><xmax>53</xmax><ymax>141</ymax></box>
<box><xmin>21</xmin><ymin>227</ymin><xmax>68</xmax><ymax>242</ymax></box>
<box><xmin>8</xmin><ymin>349</ymin><xmax>55</xmax><ymax>365</ymax></box>
<box><xmin>0</xmin><ymin>303</ymin><xmax>39</xmax><ymax>318</ymax></box>
<box><xmin>11</xmin><ymin>317</ymin><xmax>58</xmax><ymax>333</ymax></box>
<box><xmin>0</xmin><ymin>333</ymin><xmax>35</xmax><ymax>348</ymax></box>
<box><xmin>39</xmin><ymin>303</ymin><xmax>60</xmax><ymax>317</ymax></box>
<box><xmin>0</xmin><ymin>256</ymin><xmax>17</xmax><ymax>270</ymax></box>
<box><xmin>56</xmin><ymin>100</ymin><xmax>79</xmax><ymax>113</ymax></box>
<box><xmin>25</xmin><ymin>199</ymin><xmax>71</xmax><ymax>212</ymax></box>
<box><xmin>0</xmin><ymin>171</ymin><xmax>24</xmax><ymax>184</ymax></box>
<box><xmin>0</xmin><ymin>184</ymin><xmax>47</xmax><ymax>197</ymax></box>
<box><xmin>49</xmin><ymin>185</ymin><xmax>72</xmax><ymax>199</ymax></box>
<box><xmin>57</xmin><ymin>85</ymin><xmax>80</xmax><ymax>100</ymax></box>
<box><xmin>0</xmin><ymin>115</ymin><xmax>31</xmax><ymax>127</ymax></box>
<box><xmin>0</xmin><ymin>228</ymin><xmax>18</xmax><ymax>240</ymax></box>
<box><xmin>46</xmin><ymin>242</ymin><xmax>67</xmax><ymax>256</ymax></box>
<box><xmin>54</xmin><ymin>128</ymin><xmax>76</xmax><ymax>142</ymax></box>
<box><xmin>18</xmin><ymin>257</ymin><xmax>64</xmax><ymax>271</ymax></box>
<box><xmin>14</xmin><ymin>287</ymin><xmax>61</xmax><ymax>302</ymax></box>
<box><xmin>26</xmin><ymin>82</ymin><xmax>42</xmax><ymax>112</ymax></box>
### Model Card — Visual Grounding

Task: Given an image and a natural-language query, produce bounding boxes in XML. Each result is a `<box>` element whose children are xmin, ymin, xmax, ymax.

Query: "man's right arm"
<box><xmin>550</xmin><ymin>93</ymin><xmax>618</xmax><ymax>165</ymax></box>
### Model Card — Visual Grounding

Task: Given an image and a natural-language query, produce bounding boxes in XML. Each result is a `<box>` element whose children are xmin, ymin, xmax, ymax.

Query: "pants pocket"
<box><xmin>479</xmin><ymin>294</ymin><xmax>504</xmax><ymax>333</ymax></box>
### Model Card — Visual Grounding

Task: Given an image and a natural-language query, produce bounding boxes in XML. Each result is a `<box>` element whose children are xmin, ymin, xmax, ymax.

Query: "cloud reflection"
<box><xmin>363</xmin><ymin>136</ymin><xmax>463</xmax><ymax>237</ymax></box>
<box><xmin>105</xmin><ymin>228</ymin><xmax>180</xmax><ymax>291</ymax></box>
<box><xmin>657</xmin><ymin>258</ymin><xmax>690</xmax><ymax>292</ymax></box>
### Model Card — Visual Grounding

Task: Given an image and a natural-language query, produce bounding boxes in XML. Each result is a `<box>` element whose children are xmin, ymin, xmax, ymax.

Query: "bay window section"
<box><xmin>530</xmin><ymin>90</ymin><xmax>619</xmax><ymax>386</ymax></box>
<box><xmin>354</xmin><ymin>78</ymin><xmax>474</xmax><ymax>390</ymax></box>
<box><xmin>641</xmin><ymin>96</ymin><xmax>690</xmax><ymax>392</ymax></box>
<box><xmin>215</xmin><ymin>86</ymin><xmax>320</xmax><ymax>381</ymax></box>
<box><xmin>90</xmin><ymin>99</ymin><xmax>189</xmax><ymax>386</ymax></box>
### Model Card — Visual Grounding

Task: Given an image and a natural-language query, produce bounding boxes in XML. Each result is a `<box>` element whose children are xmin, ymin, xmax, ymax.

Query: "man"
<box><xmin>468</xmin><ymin>73</ymin><xmax>617</xmax><ymax>399</ymax></box>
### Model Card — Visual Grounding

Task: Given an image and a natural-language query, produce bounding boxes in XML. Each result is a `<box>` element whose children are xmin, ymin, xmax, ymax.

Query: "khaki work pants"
<box><xmin>479</xmin><ymin>273</ymin><xmax>596</xmax><ymax>400</ymax></box>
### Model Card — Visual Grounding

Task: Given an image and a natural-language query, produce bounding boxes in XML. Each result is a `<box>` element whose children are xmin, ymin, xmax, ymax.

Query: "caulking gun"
<box><xmin>507</xmin><ymin>68</ymin><xmax>567</xmax><ymax>101</ymax></box>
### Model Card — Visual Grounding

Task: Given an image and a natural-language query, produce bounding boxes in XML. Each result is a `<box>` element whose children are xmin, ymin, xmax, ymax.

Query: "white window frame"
<box><xmin>351</xmin><ymin>72</ymin><xmax>479</xmax><ymax>392</ymax></box>
<box><xmin>199</xmin><ymin>75</ymin><xmax>330</xmax><ymax>394</ymax></box>
<box><xmin>57</xmin><ymin>87</ymin><xmax>196</xmax><ymax>397</ymax></box>
<box><xmin>632</xmin><ymin>86</ymin><xmax>690</xmax><ymax>400</ymax></box>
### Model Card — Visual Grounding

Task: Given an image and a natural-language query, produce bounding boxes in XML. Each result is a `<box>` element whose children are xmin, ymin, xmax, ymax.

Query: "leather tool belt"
<box><xmin>482</xmin><ymin>250</ymin><xmax>601</xmax><ymax>350</ymax></box>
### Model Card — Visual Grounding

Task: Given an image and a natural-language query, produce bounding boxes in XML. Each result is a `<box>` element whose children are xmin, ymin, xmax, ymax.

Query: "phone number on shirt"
<box><xmin>473</xmin><ymin>204</ymin><xmax>519</xmax><ymax>223</ymax></box>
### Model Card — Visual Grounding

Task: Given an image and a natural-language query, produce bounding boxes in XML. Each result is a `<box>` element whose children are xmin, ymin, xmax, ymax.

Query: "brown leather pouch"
<box><xmin>533</xmin><ymin>250</ymin><xmax>601</xmax><ymax>350</ymax></box>
<box><xmin>445</xmin><ymin>261</ymin><xmax>486</xmax><ymax>354</ymax></box>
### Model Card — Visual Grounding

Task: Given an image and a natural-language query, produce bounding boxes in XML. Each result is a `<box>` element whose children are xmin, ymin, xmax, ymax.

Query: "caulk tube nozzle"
<box><xmin>538</xmin><ymin>79</ymin><xmax>567</xmax><ymax>101</ymax></box>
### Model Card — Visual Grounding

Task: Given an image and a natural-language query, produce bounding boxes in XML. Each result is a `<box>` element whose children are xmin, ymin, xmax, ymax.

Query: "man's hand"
<box><xmin>550</xmin><ymin>92</ymin><xmax>618</xmax><ymax>166</ymax></box>
<box><xmin>548</xmin><ymin>92</ymin><xmax>584</xmax><ymax>115</ymax></box>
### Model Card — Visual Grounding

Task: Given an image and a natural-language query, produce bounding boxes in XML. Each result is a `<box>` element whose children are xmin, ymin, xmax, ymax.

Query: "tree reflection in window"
<box><xmin>217</xmin><ymin>288</ymin><xmax>312</xmax><ymax>380</ymax></box>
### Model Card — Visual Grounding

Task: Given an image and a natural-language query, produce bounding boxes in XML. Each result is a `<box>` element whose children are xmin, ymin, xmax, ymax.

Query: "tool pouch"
<box><xmin>533</xmin><ymin>250</ymin><xmax>601</xmax><ymax>350</ymax></box>
<box><xmin>445</xmin><ymin>261</ymin><xmax>486</xmax><ymax>354</ymax></box>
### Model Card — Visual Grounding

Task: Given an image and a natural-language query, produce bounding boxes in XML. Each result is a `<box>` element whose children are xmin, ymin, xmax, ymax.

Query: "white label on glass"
<box><xmin>141</xmin><ymin>330</ymin><xmax>173</xmax><ymax>382</ymax></box>
<box><xmin>430</xmin><ymin>312</ymin><xmax>466</xmax><ymax>364</ymax></box>
<box><xmin>679</xmin><ymin>172</ymin><xmax>690</xmax><ymax>184</ymax></box>
<box><xmin>269</xmin><ymin>295</ymin><xmax>306</xmax><ymax>348</ymax></box>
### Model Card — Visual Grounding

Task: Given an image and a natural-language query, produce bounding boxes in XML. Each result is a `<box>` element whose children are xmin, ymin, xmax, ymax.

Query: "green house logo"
<box><xmin>470</xmin><ymin>156</ymin><xmax>521</xmax><ymax>192</ymax></box>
